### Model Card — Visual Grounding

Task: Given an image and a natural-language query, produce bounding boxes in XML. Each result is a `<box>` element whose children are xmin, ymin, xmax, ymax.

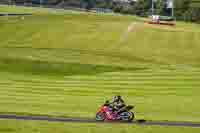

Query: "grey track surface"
<box><xmin>1</xmin><ymin>114</ymin><xmax>200</xmax><ymax>128</ymax></box>
<box><xmin>0</xmin><ymin>13</ymin><xmax>32</xmax><ymax>16</ymax></box>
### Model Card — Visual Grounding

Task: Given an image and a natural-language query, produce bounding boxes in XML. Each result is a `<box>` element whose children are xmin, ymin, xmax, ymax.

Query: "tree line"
<box><xmin>110</xmin><ymin>0</ymin><xmax>200</xmax><ymax>22</ymax></box>
<box><xmin>1</xmin><ymin>0</ymin><xmax>200</xmax><ymax>22</ymax></box>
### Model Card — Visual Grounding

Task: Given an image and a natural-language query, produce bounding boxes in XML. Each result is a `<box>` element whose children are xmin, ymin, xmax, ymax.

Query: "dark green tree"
<box><xmin>174</xmin><ymin>0</ymin><xmax>191</xmax><ymax>20</ymax></box>
<box><xmin>155</xmin><ymin>0</ymin><xmax>166</xmax><ymax>15</ymax></box>
<box><xmin>86</xmin><ymin>0</ymin><xmax>94</xmax><ymax>10</ymax></box>
<box><xmin>133</xmin><ymin>0</ymin><xmax>151</xmax><ymax>16</ymax></box>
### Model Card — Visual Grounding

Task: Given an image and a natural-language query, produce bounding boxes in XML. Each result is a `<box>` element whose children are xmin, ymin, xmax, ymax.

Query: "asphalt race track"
<box><xmin>0</xmin><ymin>114</ymin><xmax>200</xmax><ymax>128</ymax></box>
<box><xmin>0</xmin><ymin>13</ymin><xmax>32</xmax><ymax>16</ymax></box>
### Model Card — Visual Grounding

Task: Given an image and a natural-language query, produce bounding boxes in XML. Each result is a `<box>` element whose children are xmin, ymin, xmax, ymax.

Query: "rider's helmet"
<box><xmin>113</xmin><ymin>95</ymin><xmax>121</xmax><ymax>102</ymax></box>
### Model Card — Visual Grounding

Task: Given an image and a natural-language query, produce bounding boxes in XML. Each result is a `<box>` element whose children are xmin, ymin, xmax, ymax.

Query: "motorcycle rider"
<box><xmin>110</xmin><ymin>95</ymin><xmax>126</xmax><ymax>114</ymax></box>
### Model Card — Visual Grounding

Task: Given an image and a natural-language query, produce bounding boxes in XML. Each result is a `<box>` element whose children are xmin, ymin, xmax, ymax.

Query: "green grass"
<box><xmin>0</xmin><ymin>4</ymin><xmax>200</xmax><ymax>124</ymax></box>
<box><xmin>1</xmin><ymin>119</ymin><xmax>200</xmax><ymax>133</ymax></box>
<box><xmin>0</xmin><ymin>4</ymin><xmax>80</xmax><ymax>14</ymax></box>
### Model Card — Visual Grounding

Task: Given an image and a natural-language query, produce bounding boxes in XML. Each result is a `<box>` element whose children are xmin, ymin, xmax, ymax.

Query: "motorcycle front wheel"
<box><xmin>96</xmin><ymin>112</ymin><xmax>106</xmax><ymax>121</ymax></box>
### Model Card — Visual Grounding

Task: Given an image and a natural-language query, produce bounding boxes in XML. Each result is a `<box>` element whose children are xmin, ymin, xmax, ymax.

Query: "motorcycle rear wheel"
<box><xmin>120</xmin><ymin>111</ymin><xmax>135</xmax><ymax>122</ymax></box>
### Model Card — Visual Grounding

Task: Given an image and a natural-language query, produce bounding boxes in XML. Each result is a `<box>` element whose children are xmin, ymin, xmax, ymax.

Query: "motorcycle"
<box><xmin>96</xmin><ymin>101</ymin><xmax>135</xmax><ymax>122</ymax></box>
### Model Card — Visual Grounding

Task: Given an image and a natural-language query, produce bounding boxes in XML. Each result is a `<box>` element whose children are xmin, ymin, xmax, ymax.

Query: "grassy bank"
<box><xmin>0</xmin><ymin>5</ymin><xmax>200</xmax><ymax>123</ymax></box>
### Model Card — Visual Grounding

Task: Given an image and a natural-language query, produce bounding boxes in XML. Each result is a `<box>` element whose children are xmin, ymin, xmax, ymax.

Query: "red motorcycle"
<box><xmin>96</xmin><ymin>101</ymin><xmax>135</xmax><ymax>122</ymax></box>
